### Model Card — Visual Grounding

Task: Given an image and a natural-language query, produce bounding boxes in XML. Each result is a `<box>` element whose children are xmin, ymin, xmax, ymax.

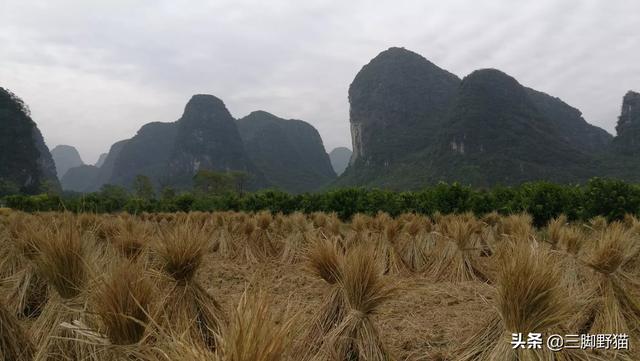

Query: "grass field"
<box><xmin>0</xmin><ymin>210</ymin><xmax>638</xmax><ymax>360</ymax></box>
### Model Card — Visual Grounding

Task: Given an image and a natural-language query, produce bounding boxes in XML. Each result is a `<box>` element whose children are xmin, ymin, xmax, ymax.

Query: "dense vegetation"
<box><xmin>4</xmin><ymin>177</ymin><xmax>640</xmax><ymax>226</ymax></box>
<box><xmin>0</xmin><ymin>87</ymin><xmax>60</xmax><ymax>194</ymax></box>
<box><xmin>340</xmin><ymin>47</ymin><xmax>640</xmax><ymax>189</ymax></box>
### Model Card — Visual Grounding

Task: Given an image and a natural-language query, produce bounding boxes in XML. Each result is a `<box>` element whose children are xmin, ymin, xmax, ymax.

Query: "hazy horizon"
<box><xmin>1</xmin><ymin>0</ymin><xmax>639</xmax><ymax>163</ymax></box>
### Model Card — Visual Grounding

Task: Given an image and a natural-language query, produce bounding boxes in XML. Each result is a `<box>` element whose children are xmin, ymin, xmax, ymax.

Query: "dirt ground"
<box><xmin>199</xmin><ymin>253</ymin><xmax>494</xmax><ymax>360</ymax></box>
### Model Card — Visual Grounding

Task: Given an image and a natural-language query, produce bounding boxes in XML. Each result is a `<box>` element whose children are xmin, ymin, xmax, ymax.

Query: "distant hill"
<box><xmin>51</xmin><ymin>145</ymin><xmax>84</xmax><ymax>179</ymax></box>
<box><xmin>237</xmin><ymin>111</ymin><xmax>336</xmax><ymax>193</ymax></box>
<box><xmin>63</xmin><ymin>95</ymin><xmax>267</xmax><ymax>192</ymax></box>
<box><xmin>61</xmin><ymin>165</ymin><xmax>100</xmax><ymax>193</ymax></box>
<box><xmin>0</xmin><ymin>87</ymin><xmax>60</xmax><ymax>194</ymax></box>
<box><xmin>50</xmin><ymin>47</ymin><xmax>640</xmax><ymax>193</ymax></box>
<box><xmin>62</xmin><ymin>139</ymin><xmax>128</xmax><ymax>192</ymax></box>
<box><xmin>336</xmin><ymin>47</ymin><xmax>636</xmax><ymax>189</ymax></box>
<box><xmin>329</xmin><ymin>147</ymin><xmax>352</xmax><ymax>176</ymax></box>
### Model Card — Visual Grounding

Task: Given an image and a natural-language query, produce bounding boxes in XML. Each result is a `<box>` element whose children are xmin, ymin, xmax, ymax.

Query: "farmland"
<box><xmin>0</xmin><ymin>210</ymin><xmax>639</xmax><ymax>360</ymax></box>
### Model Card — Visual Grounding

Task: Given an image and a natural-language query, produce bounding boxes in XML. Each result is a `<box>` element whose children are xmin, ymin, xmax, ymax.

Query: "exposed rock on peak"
<box><xmin>348</xmin><ymin>47</ymin><xmax>460</xmax><ymax>168</ymax></box>
<box><xmin>612</xmin><ymin>91</ymin><xmax>640</xmax><ymax>155</ymax></box>
<box><xmin>337</xmin><ymin>47</ymin><xmax>620</xmax><ymax>188</ymax></box>
<box><xmin>168</xmin><ymin>95</ymin><xmax>261</xmax><ymax>187</ymax></box>
<box><xmin>619</xmin><ymin>91</ymin><xmax>640</xmax><ymax>127</ymax></box>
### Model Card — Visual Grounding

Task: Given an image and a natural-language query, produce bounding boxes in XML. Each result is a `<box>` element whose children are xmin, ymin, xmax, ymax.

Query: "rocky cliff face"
<box><xmin>237</xmin><ymin>111</ymin><xmax>335</xmax><ymax>193</ymax></box>
<box><xmin>337</xmin><ymin>48</ymin><xmax>624</xmax><ymax>188</ymax></box>
<box><xmin>612</xmin><ymin>91</ymin><xmax>640</xmax><ymax>154</ymax></box>
<box><xmin>329</xmin><ymin>147</ymin><xmax>352</xmax><ymax>176</ymax></box>
<box><xmin>167</xmin><ymin>95</ymin><xmax>262</xmax><ymax>188</ymax></box>
<box><xmin>0</xmin><ymin>87</ymin><xmax>60</xmax><ymax>194</ymax></box>
<box><xmin>51</xmin><ymin>145</ymin><xmax>84</xmax><ymax>179</ymax></box>
<box><xmin>348</xmin><ymin>47</ymin><xmax>460</xmax><ymax>166</ymax></box>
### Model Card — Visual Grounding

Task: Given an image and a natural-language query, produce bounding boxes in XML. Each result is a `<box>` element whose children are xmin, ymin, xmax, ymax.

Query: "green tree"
<box><xmin>228</xmin><ymin>171</ymin><xmax>251</xmax><ymax>195</ymax></box>
<box><xmin>0</xmin><ymin>180</ymin><xmax>19</xmax><ymax>197</ymax></box>
<box><xmin>98</xmin><ymin>184</ymin><xmax>129</xmax><ymax>212</ymax></box>
<box><xmin>133</xmin><ymin>174</ymin><xmax>155</xmax><ymax>200</ymax></box>
<box><xmin>193</xmin><ymin>170</ymin><xmax>233</xmax><ymax>195</ymax></box>
<box><xmin>161</xmin><ymin>186</ymin><xmax>176</xmax><ymax>200</ymax></box>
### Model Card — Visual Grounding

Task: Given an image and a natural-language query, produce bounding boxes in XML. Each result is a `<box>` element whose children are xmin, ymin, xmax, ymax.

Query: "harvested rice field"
<box><xmin>1</xmin><ymin>210</ymin><xmax>639</xmax><ymax>361</ymax></box>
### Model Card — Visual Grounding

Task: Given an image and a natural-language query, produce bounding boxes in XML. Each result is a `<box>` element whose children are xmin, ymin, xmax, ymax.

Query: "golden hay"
<box><xmin>2</xmin><ymin>264</ymin><xmax>48</xmax><ymax>317</ymax></box>
<box><xmin>586</xmin><ymin>216</ymin><xmax>609</xmax><ymax>234</ymax></box>
<box><xmin>239</xmin><ymin>216</ymin><xmax>279</xmax><ymax>263</ymax></box>
<box><xmin>546</xmin><ymin>214</ymin><xmax>568</xmax><ymax>249</ymax></box>
<box><xmin>29</xmin><ymin>216</ymin><xmax>99</xmax><ymax>361</ymax></box>
<box><xmin>306</xmin><ymin>236</ymin><xmax>344</xmax><ymax>286</ymax></box>
<box><xmin>575</xmin><ymin>222</ymin><xmax>640</xmax><ymax>350</ymax></box>
<box><xmin>154</xmin><ymin>219</ymin><xmax>225</xmax><ymax>350</ymax></box>
<box><xmin>300</xmin><ymin>237</ymin><xmax>347</xmax><ymax>358</ymax></box>
<box><xmin>1</xmin><ymin>210</ymin><xmax>639</xmax><ymax>360</ymax></box>
<box><xmin>156</xmin><ymin>221</ymin><xmax>208</xmax><ymax>282</ymax></box>
<box><xmin>371</xmin><ymin>218</ymin><xmax>407</xmax><ymax>275</ymax></box>
<box><xmin>0</xmin><ymin>299</ymin><xmax>34</xmax><ymax>361</ymax></box>
<box><xmin>92</xmin><ymin>261</ymin><xmax>155</xmax><ymax>346</ymax></box>
<box><xmin>219</xmin><ymin>290</ymin><xmax>295</xmax><ymax>361</ymax></box>
<box><xmin>394</xmin><ymin>216</ymin><xmax>435</xmax><ymax>273</ymax></box>
<box><xmin>557</xmin><ymin>225</ymin><xmax>587</xmax><ymax>256</ymax></box>
<box><xmin>320</xmin><ymin>244</ymin><xmax>395</xmax><ymax>361</ymax></box>
<box><xmin>428</xmin><ymin>215</ymin><xmax>489</xmax><ymax>282</ymax></box>
<box><xmin>454</xmin><ymin>242</ymin><xmax>598</xmax><ymax>361</ymax></box>
<box><xmin>111</xmin><ymin>217</ymin><xmax>155</xmax><ymax>259</ymax></box>
<box><xmin>498</xmin><ymin>213</ymin><xmax>535</xmax><ymax>241</ymax></box>
<box><xmin>0</xmin><ymin>216</ymin><xmax>49</xmax><ymax>317</ymax></box>
<box><xmin>143</xmin><ymin>290</ymin><xmax>293</xmax><ymax>361</ymax></box>
<box><xmin>34</xmin><ymin>219</ymin><xmax>91</xmax><ymax>299</ymax></box>
<box><xmin>280</xmin><ymin>230</ymin><xmax>310</xmax><ymax>264</ymax></box>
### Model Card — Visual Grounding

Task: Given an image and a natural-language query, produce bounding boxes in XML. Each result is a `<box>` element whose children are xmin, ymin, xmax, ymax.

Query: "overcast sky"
<box><xmin>1</xmin><ymin>0</ymin><xmax>639</xmax><ymax>163</ymax></box>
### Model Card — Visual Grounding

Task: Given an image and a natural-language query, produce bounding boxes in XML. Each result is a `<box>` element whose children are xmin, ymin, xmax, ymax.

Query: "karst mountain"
<box><xmin>0</xmin><ymin>87</ymin><xmax>59</xmax><ymax>195</ymax></box>
<box><xmin>336</xmin><ymin>47</ymin><xmax>638</xmax><ymax>188</ymax></box>
<box><xmin>4</xmin><ymin>47</ymin><xmax>640</xmax><ymax>194</ymax></box>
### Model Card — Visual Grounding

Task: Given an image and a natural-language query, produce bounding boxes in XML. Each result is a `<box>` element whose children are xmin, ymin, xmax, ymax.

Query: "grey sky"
<box><xmin>1</xmin><ymin>0</ymin><xmax>639</xmax><ymax>163</ymax></box>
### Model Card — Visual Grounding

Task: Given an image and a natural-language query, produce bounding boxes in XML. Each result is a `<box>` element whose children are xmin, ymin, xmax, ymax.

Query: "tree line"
<box><xmin>3</xmin><ymin>172</ymin><xmax>640</xmax><ymax>226</ymax></box>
